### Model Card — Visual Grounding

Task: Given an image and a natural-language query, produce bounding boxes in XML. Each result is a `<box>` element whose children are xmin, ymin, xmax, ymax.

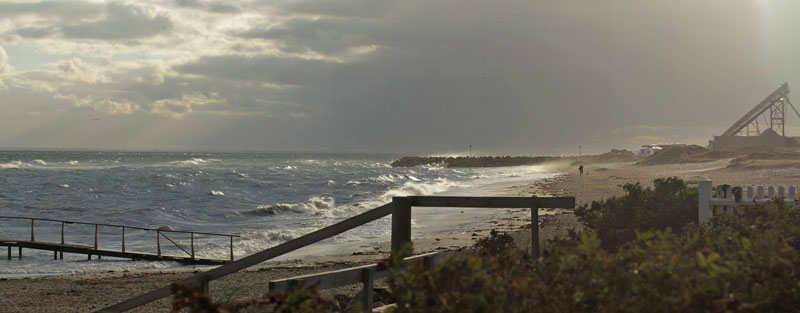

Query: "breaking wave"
<box><xmin>170</xmin><ymin>158</ymin><xmax>221</xmax><ymax>166</ymax></box>
<box><xmin>245</xmin><ymin>197</ymin><xmax>336</xmax><ymax>217</ymax></box>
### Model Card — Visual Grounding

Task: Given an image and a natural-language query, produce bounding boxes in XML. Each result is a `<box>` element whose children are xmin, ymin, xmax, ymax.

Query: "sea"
<box><xmin>0</xmin><ymin>151</ymin><xmax>558</xmax><ymax>277</ymax></box>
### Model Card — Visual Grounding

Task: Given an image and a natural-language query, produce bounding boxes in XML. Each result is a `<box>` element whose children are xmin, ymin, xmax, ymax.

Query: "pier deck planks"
<box><xmin>1</xmin><ymin>240</ymin><xmax>227</xmax><ymax>265</ymax></box>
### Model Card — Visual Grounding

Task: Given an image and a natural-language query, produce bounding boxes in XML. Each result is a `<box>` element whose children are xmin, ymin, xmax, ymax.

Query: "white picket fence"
<box><xmin>698</xmin><ymin>178</ymin><xmax>798</xmax><ymax>222</ymax></box>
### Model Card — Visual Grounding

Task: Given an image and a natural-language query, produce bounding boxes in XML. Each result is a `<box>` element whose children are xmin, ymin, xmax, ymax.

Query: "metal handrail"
<box><xmin>0</xmin><ymin>215</ymin><xmax>239</xmax><ymax>261</ymax></box>
<box><xmin>0</xmin><ymin>216</ymin><xmax>240</xmax><ymax>237</ymax></box>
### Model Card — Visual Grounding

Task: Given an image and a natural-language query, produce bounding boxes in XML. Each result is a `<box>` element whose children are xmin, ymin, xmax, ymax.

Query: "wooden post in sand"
<box><xmin>531</xmin><ymin>197</ymin><xmax>540</xmax><ymax>259</ymax></box>
<box><xmin>698</xmin><ymin>179</ymin><xmax>712</xmax><ymax>223</ymax></box>
<box><xmin>361</xmin><ymin>268</ymin><xmax>375</xmax><ymax>311</ymax></box>
<box><xmin>121</xmin><ymin>227</ymin><xmax>126</xmax><ymax>253</ymax></box>
<box><xmin>391</xmin><ymin>197</ymin><xmax>412</xmax><ymax>253</ymax></box>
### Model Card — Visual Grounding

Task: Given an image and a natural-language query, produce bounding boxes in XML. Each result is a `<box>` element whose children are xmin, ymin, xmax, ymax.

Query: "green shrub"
<box><xmin>574</xmin><ymin>177</ymin><xmax>697</xmax><ymax>249</ymax></box>
<box><xmin>171</xmin><ymin>281</ymin><xmax>337</xmax><ymax>313</ymax></box>
<box><xmin>386</xmin><ymin>201</ymin><xmax>800</xmax><ymax>313</ymax></box>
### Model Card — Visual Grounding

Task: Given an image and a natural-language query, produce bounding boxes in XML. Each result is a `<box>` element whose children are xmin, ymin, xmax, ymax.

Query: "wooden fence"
<box><xmin>98</xmin><ymin>195</ymin><xmax>574</xmax><ymax>313</ymax></box>
<box><xmin>269</xmin><ymin>252</ymin><xmax>441</xmax><ymax>311</ymax></box>
<box><xmin>698</xmin><ymin>178</ymin><xmax>798</xmax><ymax>222</ymax></box>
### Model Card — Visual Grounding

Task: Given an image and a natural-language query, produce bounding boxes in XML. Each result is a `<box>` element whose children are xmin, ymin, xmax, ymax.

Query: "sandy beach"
<box><xmin>0</xmin><ymin>209</ymin><xmax>534</xmax><ymax>312</ymax></box>
<box><xmin>2</xmin><ymin>158</ymin><xmax>793</xmax><ymax>312</ymax></box>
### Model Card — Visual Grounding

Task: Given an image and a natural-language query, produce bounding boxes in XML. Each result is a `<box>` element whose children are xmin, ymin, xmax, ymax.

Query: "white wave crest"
<box><xmin>171</xmin><ymin>158</ymin><xmax>221</xmax><ymax>166</ymax></box>
<box><xmin>31</xmin><ymin>159</ymin><xmax>47</xmax><ymax>166</ymax></box>
<box><xmin>375</xmin><ymin>174</ymin><xmax>399</xmax><ymax>183</ymax></box>
<box><xmin>208</xmin><ymin>190</ymin><xmax>225</xmax><ymax>196</ymax></box>
<box><xmin>246</xmin><ymin>196</ymin><xmax>336</xmax><ymax>217</ymax></box>
<box><xmin>380</xmin><ymin>178</ymin><xmax>461</xmax><ymax>201</ymax></box>
<box><xmin>0</xmin><ymin>161</ymin><xmax>30</xmax><ymax>169</ymax></box>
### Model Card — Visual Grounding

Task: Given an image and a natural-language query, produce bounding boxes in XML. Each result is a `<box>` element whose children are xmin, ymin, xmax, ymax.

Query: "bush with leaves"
<box><xmin>386</xmin><ymin>200</ymin><xmax>800</xmax><ymax>313</ymax></box>
<box><xmin>574</xmin><ymin>177</ymin><xmax>698</xmax><ymax>249</ymax></box>
<box><xmin>171</xmin><ymin>282</ymin><xmax>339</xmax><ymax>313</ymax></box>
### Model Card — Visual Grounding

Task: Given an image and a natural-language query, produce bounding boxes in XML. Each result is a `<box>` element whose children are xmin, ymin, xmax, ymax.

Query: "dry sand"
<box><xmin>2</xmin><ymin>158</ymin><xmax>792</xmax><ymax>312</ymax></box>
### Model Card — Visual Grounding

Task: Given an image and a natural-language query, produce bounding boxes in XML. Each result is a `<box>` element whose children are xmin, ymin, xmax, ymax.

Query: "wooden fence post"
<box><xmin>698</xmin><ymin>179</ymin><xmax>712</xmax><ymax>223</ymax></box>
<box><xmin>391</xmin><ymin>197</ymin><xmax>412</xmax><ymax>253</ymax></box>
<box><xmin>198</xmin><ymin>275</ymin><xmax>209</xmax><ymax>294</ymax></box>
<box><xmin>157</xmin><ymin>231</ymin><xmax>161</xmax><ymax>257</ymax></box>
<box><xmin>361</xmin><ymin>268</ymin><xmax>375</xmax><ymax>311</ymax></box>
<box><xmin>531</xmin><ymin>197</ymin><xmax>540</xmax><ymax>259</ymax></box>
<box><xmin>122</xmin><ymin>227</ymin><xmax>126</xmax><ymax>253</ymax></box>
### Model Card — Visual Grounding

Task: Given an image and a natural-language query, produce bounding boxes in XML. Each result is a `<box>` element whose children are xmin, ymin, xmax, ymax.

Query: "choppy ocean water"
<box><xmin>0</xmin><ymin>151</ymin><xmax>556</xmax><ymax>276</ymax></box>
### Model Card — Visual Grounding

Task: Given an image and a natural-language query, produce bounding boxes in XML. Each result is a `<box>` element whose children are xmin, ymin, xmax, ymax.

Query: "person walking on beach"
<box><xmin>579</xmin><ymin>165</ymin><xmax>584</xmax><ymax>176</ymax></box>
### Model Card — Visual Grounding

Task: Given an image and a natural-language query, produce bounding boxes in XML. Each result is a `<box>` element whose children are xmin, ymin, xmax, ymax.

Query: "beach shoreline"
<box><xmin>4</xmin><ymin>158</ymin><xmax>793</xmax><ymax>312</ymax></box>
<box><xmin>0</xmin><ymin>164</ymin><xmax>559</xmax><ymax>312</ymax></box>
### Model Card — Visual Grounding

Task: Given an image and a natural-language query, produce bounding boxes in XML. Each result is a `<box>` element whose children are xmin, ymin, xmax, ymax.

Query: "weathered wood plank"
<box><xmin>268</xmin><ymin>252</ymin><xmax>440</xmax><ymax>292</ymax></box>
<box><xmin>99</xmin><ymin>203</ymin><xmax>394</xmax><ymax>313</ymax></box>
<box><xmin>408</xmin><ymin>196</ymin><xmax>574</xmax><ymax>208</ymax></box>
<box><xmin>391</xmin><ymin>197</ymin><xmax>412</xmax><ymax>252</ymax></box>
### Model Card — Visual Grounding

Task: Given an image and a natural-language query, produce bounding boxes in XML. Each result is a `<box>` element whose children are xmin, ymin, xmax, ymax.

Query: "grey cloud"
<box><xmin>176</xmin><ymin>54</ymin><xmax>341</xmax><ymax>86</ymax></box>
<box><xmin>0</xmin><ymin>0</ymin><xmax>783</xmax><ymax>153</ymax></box>
<box><xmin>15</xmin><ymin>26</ymin><xmax>58</xmax><ymax>39</ymax></box>
<box><xmin>62</xmin><ymin>3</ymin><xmax>173</xmax><ymax>40</ymax></box>
<box><xmin>171</xmin><ymin>0</ymin><xmax>769</xmax><ymax>153</ymax></box>
<box><xmin>0</xmin><ymin>1</ymin><xmax>102</xmax><ymax>20</ymax></box>
<box><xmin>175</xmin><ymin>0</ymin><xmax>241</xmax><ymax>13</ymax></box>
<box><xmin>240</xmin><ymin>18</ymin><xmax>373</xmax><ymax>55</ymax></box>
<box><xmin>275</xmin><ymin>0</ymin><xmax>396</xmax><ymax>18</ymax></box>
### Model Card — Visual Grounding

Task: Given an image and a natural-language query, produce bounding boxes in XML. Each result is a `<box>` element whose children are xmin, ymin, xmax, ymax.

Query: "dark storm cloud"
<box><xmin>0</xmin><ymin>0</ymin><xmax>780</xmax><ymax>153</ymax></box>
<box><xmin>61</xmin><ymin>3</ymin><xmax>174</xmax><ymax>40</ymax></box>
<box><xmin>175</xmin><ymin>0</ymin><xmax>768</xmax><ymax>153</ymax></box>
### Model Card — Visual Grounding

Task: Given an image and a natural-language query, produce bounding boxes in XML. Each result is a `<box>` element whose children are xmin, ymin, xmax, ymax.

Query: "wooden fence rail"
<box><xmin>268</xmin><ymin>252</ymin><xmax>441</xmax><ymax>311</ymax></box>
<box><xmin>98</xmin><ymin>196</ymin><xmax>575</xmax><ymax>313</ymax></box>
<box><xmin>698</xmin><ymin>178</ymin><xmax>799</xmax><ymax>222</ymax></box>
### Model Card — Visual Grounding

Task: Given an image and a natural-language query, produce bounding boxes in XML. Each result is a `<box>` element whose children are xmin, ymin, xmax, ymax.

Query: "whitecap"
<box><xmin>208</xmin><ymin>190</ymin><xmax>225</xmax><ymax>196</ymax></box>
<box><xmin>31</xmin><ymin>159</ymin><xmax>47</xmax><ymax>166</ymax></box>
<box><xmin>171</xmin><ymin>158</ymin><xmax>221</xmax><ymax>166</ymax></box>
<box><xmin>245</xmin><ymin>196</ymin><xmax>335</xmax><ymax>217</ymax></box>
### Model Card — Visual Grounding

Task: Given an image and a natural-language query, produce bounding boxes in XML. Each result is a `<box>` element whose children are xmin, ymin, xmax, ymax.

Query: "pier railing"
<box><xmin>0</xmin><ymin>216</ymin><xmax>239</xmax><ymax>261</ymax></box>
<box><xmin>98</xmin><ymin>195</ymin><xmax>574</xmax><ymax>313</ymax></box>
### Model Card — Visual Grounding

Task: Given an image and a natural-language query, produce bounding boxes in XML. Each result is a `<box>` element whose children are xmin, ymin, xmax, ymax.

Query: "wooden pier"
<box><xmin>0</xmin><ymin>216</ymin><xmax>239</xmax><ymax>265</ymax></box>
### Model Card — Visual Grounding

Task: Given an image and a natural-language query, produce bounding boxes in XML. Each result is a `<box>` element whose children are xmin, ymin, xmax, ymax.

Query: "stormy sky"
<box><xmin>0</xmin><ymin>0</ymin><xmax>797</xmax><ymax>154</ymax></box>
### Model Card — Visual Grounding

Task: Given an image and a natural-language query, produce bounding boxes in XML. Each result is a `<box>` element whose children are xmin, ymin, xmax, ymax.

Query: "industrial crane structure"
<box><xmin>712</xmin><ymin>82</ymin><xmax>800</xmax><ymax>149</ymax></box>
